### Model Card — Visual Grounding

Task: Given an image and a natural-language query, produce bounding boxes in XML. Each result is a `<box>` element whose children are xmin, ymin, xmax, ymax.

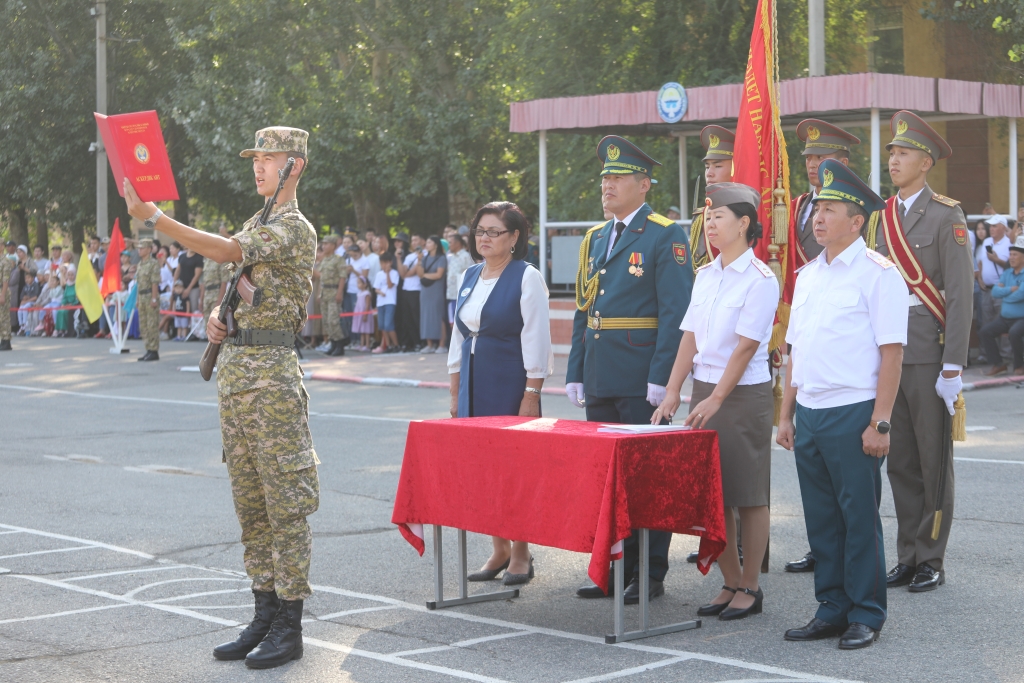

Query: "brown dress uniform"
<box><xmin>871</xmin><ymin>112</ymin><xmax>974</xmax><ymax>575</ymax></box>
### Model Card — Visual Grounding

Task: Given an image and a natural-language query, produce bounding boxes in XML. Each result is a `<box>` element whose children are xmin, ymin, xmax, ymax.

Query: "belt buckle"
<box><xmin>242</xmin><ymin>329</ymin><xmax>251</xmax><ymax>345</ymax></box>
<box><xmin>592</xmin><ymin>317</ymin><xmax>601</xmax><ymax>330</ymax></box>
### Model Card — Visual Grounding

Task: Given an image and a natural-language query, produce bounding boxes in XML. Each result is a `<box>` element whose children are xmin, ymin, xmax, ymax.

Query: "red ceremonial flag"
<box><xmin>732</xmin><ymin>0</ymin><xmax>791</xmax><ymax>350</ymax></box>
<box><xmin>101</xmin><ymin>218</ymin><xmax>124</xmax><ymax>298</ymax></box>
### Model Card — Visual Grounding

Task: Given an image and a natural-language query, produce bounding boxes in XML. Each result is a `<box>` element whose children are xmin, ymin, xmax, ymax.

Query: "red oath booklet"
<box><xmin>95</xmin><ymin>110</ymin><xmax>179</xmax><ymax>202</ymax></box>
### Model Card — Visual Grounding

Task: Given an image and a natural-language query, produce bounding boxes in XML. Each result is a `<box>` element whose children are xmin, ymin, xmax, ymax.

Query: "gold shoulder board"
<box><xmin>588</xmin><ymin>222</ymin><xmax>604</xmax><ymax>234</ymax></box>
<box><xmin>865</xmin><ymin>249</ymin><xmax>895</xmax><ymax>269</ymax></box>
<box><xmin>931</xmin><ymin>193</ymin><xmax>959</xmax><ymax>207</ymax></box>
<box><xmin>646</xmin><ymin>212</ymin><xmax>675</xmax><ymax>227</ymax></box>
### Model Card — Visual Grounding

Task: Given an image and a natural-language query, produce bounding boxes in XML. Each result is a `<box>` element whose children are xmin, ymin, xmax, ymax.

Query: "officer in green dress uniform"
<box><xmin>568</xmin><ymin>135</ymin><xmax>693</xmax><ymax>603</ymax></box>
<box><xmin>123</xmin><ymin>126</ymin><xmax>318</xmax><ymax>670</ymax></box>
<box><xmin>690</xmin><ymin>126</ymin><xmax>736</xmax><ymax>271</ymax></box>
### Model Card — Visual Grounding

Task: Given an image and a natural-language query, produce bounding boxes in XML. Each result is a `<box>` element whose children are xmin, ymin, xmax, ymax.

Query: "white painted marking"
<box><xmin>5</xmin><ymin>363</ymin><xmax>33</xmax><ymax>367</ymax></box>
<box><xmin>317</xmin><ymin>605</ymin><xmax>400</xmax><ymax>620</ymax></box>
<box><xmin>303</xmin><ymin>637</ymin><xmax>509</xmax><ymax>683</ymax></box>
<box><xmin>0</xmin><ymin>603</ymin><xmax>131</xmax><ymax>625</ymax></box>
<box><xmin>308</xmin><ymin>410</ymin><xmax>410</xmax><ymax>423</ymax></box>
<box><xmin>389</xmin><ymin>645</ymin><xmax>453</xmax><ymax>657</ymax></box>
<box><xmin>0</xmin><ymin>530</ymin><xmax>24</xmax><ymax>536</ymax></box>
<box><xmin>0</xmin><ymin>523</ymin><xmax>154</xmax><ymax>559</ymax></box>
<box><xmin>562</xmin><ymin>657</ymin><xmax>690</xmax><ymax>683</ymax></box>
<box><xmin>965</xmin><ymin>425</ymin><xmax>996</xmax><ymax>432</ymax></box>
<box><xmin>451</xmin><ymin>631</ymin><xmax>533</xmax><ymax>648</ymax></box>
<box><xmin>0</xmin><ymin>546</ymin><xmax>99</xmax><ymax>560</ymax></box>
<box><xmin>149</xmin><ymin>587</ymin><xmax>249</xmax><ymax>603</ymax></box>
<box><xmin>122</xmin><ymin>577</ymin><xmax>247</xmax><ymax>600</ymax></box>
<box><xmin>955</xmin><ymin>457</ymin><xmax>1024</xmax><ymax>465</ymax></box>
<box><xmin>66</xmin><ymin>565</ymin><xmax>188</xmax><ymax>582</ymax></box>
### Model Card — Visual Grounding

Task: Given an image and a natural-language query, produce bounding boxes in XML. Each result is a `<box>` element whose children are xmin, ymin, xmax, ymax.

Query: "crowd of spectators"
<box><xmin>973</xmin><ymin>210</ymin><xmax>1024</xmax><ymax>375</ymax></box>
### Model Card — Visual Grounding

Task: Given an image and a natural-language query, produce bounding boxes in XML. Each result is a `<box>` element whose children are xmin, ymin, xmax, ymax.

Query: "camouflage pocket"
<box><xmin>274</xmin><ymin>385</ymin><xmax>317</xmax><ymax>472</ymax></box>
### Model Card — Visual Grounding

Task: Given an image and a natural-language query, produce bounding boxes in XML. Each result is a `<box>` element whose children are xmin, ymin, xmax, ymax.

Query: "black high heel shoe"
<box><xmin>502</xmin><ymin>555</ymin><xmax>534</xmax><ymax>586</ymax></box>
<box><xmin>696</xmin><ymin>586</ymin><xmax>737</xmax><ymax>616</ymax></box>
<box><xmin>467</xmin><ymin>557</ymin><xmax>510</xmax><ymax>582</ymax></box>
<box><xmin>719</xmin><ymin>587</ymin><xmax>763</xmax><ymax>621</ymax></box>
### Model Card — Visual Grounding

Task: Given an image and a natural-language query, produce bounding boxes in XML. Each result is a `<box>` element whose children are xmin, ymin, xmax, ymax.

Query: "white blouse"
<box><xmin>447</xmin><ymin>264</ymin><xmax>554</xmax><ymax>379</ymax></box>
<box><xmin>680</xmin><ymin>248</ymin><xmax>780</xmax><ymax>385</ymax></box>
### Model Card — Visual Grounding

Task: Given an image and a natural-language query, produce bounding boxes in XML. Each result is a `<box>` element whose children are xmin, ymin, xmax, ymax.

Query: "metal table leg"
<box><xmin>425</xmin><ymin>525</ymin><xmax>519</xmax><ymax>610</ymax></box>
<box><xmin>605</xmin><ymin>528</ymin><xmax>701</xmax><ymax>643</ymax></box>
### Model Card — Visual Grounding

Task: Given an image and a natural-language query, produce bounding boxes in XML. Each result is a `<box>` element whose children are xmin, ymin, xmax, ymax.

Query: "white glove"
<box><xmin>646</xmin><ymin>383</ymin><xmax>666</xmax><ymax>407</ymax></box>
<box><xmin>935</xmin><ymin>373</ymin><xmax>962</xmax><ymax>416</ymax></box>
<box><xmin>566</xmin><ymin>382</ymin><xmax>586</xmax><ymax>409</ymax></box>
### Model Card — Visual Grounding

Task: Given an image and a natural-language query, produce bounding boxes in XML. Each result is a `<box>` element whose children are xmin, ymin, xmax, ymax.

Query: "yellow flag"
<box><xmin>76</xmin><ymin>244</ymin><xmax>104</xmax><ymax>323</ymax></box>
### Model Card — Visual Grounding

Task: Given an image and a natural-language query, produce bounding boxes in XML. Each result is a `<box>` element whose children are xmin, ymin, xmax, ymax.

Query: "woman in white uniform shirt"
<box><xmin>652</xmin><ymin>183</ymin><xmax>780</xmax><ymax>621</ymax></box>
<box><xmin>448</xmin><ymin>201</ymin><xmax>554</xmax><ymax>587</ymax></box>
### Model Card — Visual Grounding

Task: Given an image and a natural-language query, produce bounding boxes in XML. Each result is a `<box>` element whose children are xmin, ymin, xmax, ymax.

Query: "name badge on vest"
<box><xmin>628</xmin><ymin>252</ymin><xmax>645</xmax><ymax>277</ymax></box>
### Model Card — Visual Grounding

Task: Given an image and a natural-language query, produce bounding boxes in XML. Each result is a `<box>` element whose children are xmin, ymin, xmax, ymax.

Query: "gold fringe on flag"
<box><xmin>952</xmin><ymin>392</ymin><xmax>966</xmax><ymax>442</ymax></box>
<box><xmin>772</xmin><ymin>179</ymin><xmax>788</xmax><ymax>245</ymax></box>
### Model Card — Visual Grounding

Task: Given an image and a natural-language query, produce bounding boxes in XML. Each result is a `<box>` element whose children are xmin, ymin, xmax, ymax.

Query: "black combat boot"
<box><xmin>244</xmin><ymin>599</ymin><xmax>304</xmax><ymax>669</ymax></box>
<box><xmin>137</xmin><ymin>350</ymin><xmax>159</xmax><ymax>361</ymax></box>
<box><xmin>328</xmin><ymin>340</ymin><xmax>345</xmax><ymax>356</ymax></box>
<box><xmin>213</xmin><ymin>589</ymin><xmax>280</xmax><ymax>661</ymax></box>
<box><xmin>0</xmin><ymin>339</ymin><xmax>11</xmax><ymax>351</ymax></box>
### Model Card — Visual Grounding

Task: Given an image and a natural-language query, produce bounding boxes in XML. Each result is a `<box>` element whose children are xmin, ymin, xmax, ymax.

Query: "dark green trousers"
<box><xmin>795</xmin><ymin>399</ymin><xmax>886</xmax><ymax>631</ymax></box>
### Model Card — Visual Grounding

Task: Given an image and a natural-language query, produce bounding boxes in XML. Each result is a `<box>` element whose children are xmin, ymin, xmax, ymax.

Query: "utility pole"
<box><xmin>94</xmin><ymin>1</ymin><xmax>108</xmax><ymax>238</ymax></box>
<box><xmin>808</xmin><ymin>0</ymin><xmax>825</xmax><ymax>77</ymax></box>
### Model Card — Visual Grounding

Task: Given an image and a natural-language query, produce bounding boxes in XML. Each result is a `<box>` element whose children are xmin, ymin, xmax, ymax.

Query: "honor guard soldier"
<box><xmin>568</xmin><ymin>135</ymin><xmax>693</xmax><ymax>603</ymax></box>
<box><xmin>135</xmin><ymin>239</ymin><xmax>160</xmax><ymax>361</ymax></box>
<box><xmin>690</xmin><ymin>126</ymin><xmax>736</xmax><ymax>271</ymax></box>
<box><xmin>318</xmin><ymin>234</ymin><xmax>347</xmax><ymax>356</ymax></box>
<box><xmin>785</xmin><ymin>119</ymin><xmax>861</xmax><ymax>574</ymax></box>
<box><xmin>0</xmin><ymin>246</ymin><xmax>13</xmax><ymax>350</ymax></box>
<box><xmin>123</xmin><ymin>126</ymin><xmax>319</xmax><ymax>669</ymax></box>
<box><xmin>777</xmin><ymin>159</ymin><xmax>909</xmax><ymax>650</ymax></box>
<box><xmin>870</xmin><ymin>111</ymin><xmax>974</xmax><ymax>593</ymax></box>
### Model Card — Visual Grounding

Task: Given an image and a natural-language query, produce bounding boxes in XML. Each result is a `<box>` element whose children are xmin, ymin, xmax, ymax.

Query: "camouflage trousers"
<box><xmin>220</xmin><ymin>383</ymin><xmax>320</xmax><ymax>600</ymax></box>
<box><xmin>202</xmin><ymin>290</ymin><xmax>220</xmax><ymax>339</ymax></box>
<box><xmin>138</xmin><ymin>300</ymin><xmax>159</xmax><ymax>352</ymax></box>
<box><xmin>0</xmin><ymin>291</ymin><xmax>11</xmax><ymax>339</ymax></box>
<box><xmin>320</xmin><ymin>290</ymin><xmax>345</xmax><ymax>341</ymax></box>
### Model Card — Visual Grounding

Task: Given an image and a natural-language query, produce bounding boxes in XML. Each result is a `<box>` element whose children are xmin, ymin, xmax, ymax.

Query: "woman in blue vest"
<box><xmin>447</xmin><ymin>201</ymin><xmax>554</xmax><ymax>587</ymax></box>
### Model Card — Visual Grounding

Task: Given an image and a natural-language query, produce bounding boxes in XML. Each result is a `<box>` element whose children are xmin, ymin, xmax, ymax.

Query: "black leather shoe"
<box><xmin>577</xmin><ymin>569</ymin><xmax>615</xmax><ymax>598</ymax></box>
<box><xmin>213</xmin><ymin>590</ymin><xmax>280</xmax><ymax>660</ymax></box>
<box><xmin>137</xmin><ymin>350</ymin><xmax>159</xmax><ymax>361</ymax></box>
<box><xmin>622</xmin><ymin>577</ymin><xmax>664</xmax><ymax>605</ymax></box>
<box><xmin>785</xmin><ymin>551</ymin><xmax>816</xmax><ymax>573</ymax></box>
<box><xmin>719</xmin><ymin>587</ymin><xmax>763</xmax><ymax>621</ymax></box>
<box><xmin>784</xmin><ymin>617</ymin><xmax>845</xmax><ymax>641</ymax></box>
<box><xmin>838</xmin><ymin>622</ymin><xmax>879</xmax><ymax>650</ymax></box>
<box><xmin>245</xmin><ymin>599</ymin><xmax>303</xmax><ymax>669</ymax></box>
<box><xmin>886</xmin><ymin>562</ymin><xmax>916</xmax><ymax>588</ymax></box>
<box><xmin>696</xmin><ymin>586</ymin><xmax>736</xmax><ymax>616</ymax></box>
<box><xmin>467</xmin><ymin>557</ymin><xmax>509</xmax><ymax>582</ymax></box>
<box><xmin>908</xmin><ymin>563</ymin><xmax>944</xmax><ymax>592</ymax></box>
<box><xmin>686</xmin><ymin>550</ymin><xmax>699</xmax><ymax>563</ymax></box>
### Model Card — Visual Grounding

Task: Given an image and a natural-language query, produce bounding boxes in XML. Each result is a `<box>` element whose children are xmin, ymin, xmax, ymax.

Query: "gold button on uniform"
<box><xmin>599</xmin><ymin>289</ymin><xmax>605</xmax><ymax>295</ymax></box>
<box><xmin>593</xmin><ymin>333</ymin><xmax>600</xmax><ymax>339</ymax></box>
<box><xmin>600</xmin><ymin>269</ymin><xmax>606</xmax><ymax>274</ymax></box>
<box><xmin>595</xmin><ymin>311</ymin><xmax>601</xmax><ymax>317</ymax></box>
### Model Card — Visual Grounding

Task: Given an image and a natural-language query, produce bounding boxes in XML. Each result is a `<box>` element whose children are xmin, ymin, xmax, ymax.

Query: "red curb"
<box><xmin>963</xmin><ymin>374</ymin><xmax>1024</xmax><ymax>391</ymax></box>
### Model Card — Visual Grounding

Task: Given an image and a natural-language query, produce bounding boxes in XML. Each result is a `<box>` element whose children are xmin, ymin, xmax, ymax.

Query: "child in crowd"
<box><xmin>17</xmin><ymin>269</ymin><xmax>41</xmax><ymax>335</ymax></box>
<box><xmin>352</xmin><ymin>276</ymin><xmax>375</xmax><ymax>351</ymax></box>
<box><xmin>171</xmin><ymin>280</ymin><xmax>190</xmax><ymax>340</ymax></box>
<box><xmin>372</xmin><ymin>252</ymin><xmax>399</xmax><ymax>354</ymax></box>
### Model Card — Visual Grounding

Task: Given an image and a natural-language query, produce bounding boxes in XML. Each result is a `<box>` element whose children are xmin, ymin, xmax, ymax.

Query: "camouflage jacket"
<box><xmin>0</xmin><ymin>256</ymin><xmax>13</xmax><ymax>303</ymax></box>
<box><xmin>135</xmin><ymin>257</ymin><xmax>160</xmax><ymax>290</ymax></box>
<box><xmin>201</xmin><ymin>257</ymin><xmax>223</xmax><ymax>288</ymax></box>
<box><xmin>318</xmin><ymin>253</ymin><xmax>344</xmax><ymax>288</ymax></box>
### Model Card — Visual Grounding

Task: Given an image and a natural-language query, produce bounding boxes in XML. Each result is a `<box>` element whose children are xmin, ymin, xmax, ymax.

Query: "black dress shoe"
<box><xmin>696</xmin><ymin>585</ymin><xmax>736</xmax><ymax>616</ymax></box>
<box><xmin>622</xmin><ymin>577</ymin><xmax>664</xmax><ymax>605</ymax></box>
<box><xmin>784</xmin><ymin>617</ymin><xmax>845</xmax><ymax>641</ymax></box>
<box><xmin>137</xmin><ymin>350</ymin><xmax>159</xmax><ymax>361</ymax></box>
<box><xmin>886</xmin><ymin>563</ymin><xmax>916</xmax><ymax>588</ymax></box>
<box><xmin>467</xmin><ymin>557</ymin><xmax>509</xmax><ymax>582</ymax></box>
<box><xmin>719</xmin><ymin>587</ymin><xmax>763</xmax><ymax>621</ymax></box>
<box><xmin>686</xmin><ymin>550</ymin><xmax>699</xmax><ymax>563</ymax></box>
<box><xmin>785</xmin><ymin>551</ymin><xmax>816</xmax><ymax>573</ymax></box>
<box><xmin>245</xmin><ymin>599</ymin><xmax>303</xmax><ymax>669</ymax></box>
<box><xmin>577</xmin><ymin>569</ymin><xmax>615</xmax><ymax>598</ymax></box>
<box><xmin>213</xmin><ymin>590</ymin><xmax>280</xmax><ymax>660</ymax></box>
<box><xmin>838</xmin><ymin>622</ymin><xmax>879</xmax><ymax>650</ymax></box>
<box><xmin>908</xmin><ymin>563</ymin><xmax>944</xmax><ymax>592</ymax></box>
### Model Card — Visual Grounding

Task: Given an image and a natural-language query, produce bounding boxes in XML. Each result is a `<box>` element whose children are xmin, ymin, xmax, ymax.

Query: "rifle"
<box><xmin>199</xmin><ymin>157</ymin><xmax>296</xmax><ymax>381</ymax></box>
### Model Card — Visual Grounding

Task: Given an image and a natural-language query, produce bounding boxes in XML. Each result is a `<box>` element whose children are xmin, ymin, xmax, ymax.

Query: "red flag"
<box><xmin>732</xmin><ymin>0</ymin><xmax>791</xmax><ymax>350</ymax></box>
<box><xmin>101</xmin><ymin>218</ymin><xmax>124</xmax><ymax>298</ymax></box>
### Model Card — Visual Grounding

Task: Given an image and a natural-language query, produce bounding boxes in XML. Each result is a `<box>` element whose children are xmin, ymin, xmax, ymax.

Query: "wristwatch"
<box><xmin>870</xmin><ymin>419</ymin><xmax>891</xmax><ymax>435</ymax></box>
<box><xmin>144</xmin><ymin>208</ymin><xmax>164</xmax><ymax>230</ymax></box>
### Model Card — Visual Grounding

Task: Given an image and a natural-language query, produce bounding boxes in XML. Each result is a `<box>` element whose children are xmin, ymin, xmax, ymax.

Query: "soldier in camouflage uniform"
<box><xmin>135</xmin><ymin>239</ymin><xmax>161</xmax><ymax>361</ymax></box>
<box><xmin>317</xmin><ymin>233</ymin><xmax>346</xmax><ymax>356</ymax></box>
<box><xmin>122</xmin><ymin>126</ymin><xmax>317</xmax><ymax>670</ymax></box>
<box><xmin>200</xmin><ymin>254</ymin><xmax>225</xmax><ymax>341</ymax></box>
<box><xmin>0</xmin><ymin>249</ymin><xmax>13</xmax><ymax>350</ymax></box>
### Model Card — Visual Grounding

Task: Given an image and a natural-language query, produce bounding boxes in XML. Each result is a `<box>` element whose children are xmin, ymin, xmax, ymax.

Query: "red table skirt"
<box><xmin>391</xmin><ymin>417</ymin><xmax>726</xmax><ymax>592</ymax></box>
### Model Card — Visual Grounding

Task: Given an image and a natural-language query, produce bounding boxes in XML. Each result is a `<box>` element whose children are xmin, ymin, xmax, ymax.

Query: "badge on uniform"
<box><xmin>628</xmin><ymin>252</ymin><xmax>644</xmax><ymax>277</ymax></box>
<box><xmin>461</xmin><ymin>287</ymin><xmax>471</xmax><ymax>297</ymax></box>
<box><xmin>953</xmin><ymin>223</ymin><xmax>968</xmax><ymax>246</ymax></box>
<box><xmin>672</xmin><ymin>243</ymin><xmax>688</xmax><ymax>266</ymax></box>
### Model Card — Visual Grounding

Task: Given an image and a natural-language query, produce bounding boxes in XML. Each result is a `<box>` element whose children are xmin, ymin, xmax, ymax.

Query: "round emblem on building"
<box><xmin>656</xmin><ymin>82</ymin><xmax>688</xmax><ymax>124</ymax></box>
<box><xmin>807</xmin><ymin>126</ymin><xmax>820</xmax><ymax>141</ymax></box>
<box><xmin>134</xmin><ymin>143</ymin><xmax>150</xmax><ymax>164</ymax></box>
<box><xmin>896</xmin><ymin>119</ymin><xmax>909</xmax><ymax>135</ymax></box>
<box><xmin>822</xmin><ymin>169</ymin><xmax>834</xmax><ymax>187</ymax></box>
<box><xmin>607</xmin><ymin>144</ymin><xmax>620</xmax><ymax>161</ymax></box>
<box><xmin>708</xmin><ymin>134</ymin><xmax>720</xmax><ymax>149</ymax></box>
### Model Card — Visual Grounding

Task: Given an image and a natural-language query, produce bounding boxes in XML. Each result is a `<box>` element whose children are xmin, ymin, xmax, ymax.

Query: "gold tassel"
<box><xmin>772</xmin><ymin>179</ymin><xmax>788</xmax><ymax>245</ymax></box>
<box><xmin>772</xmin><ymin>373</ymin><xmax>783</xmax><ymax>427</ymax></box>
<box><xmin>767</xmin><ymin>243</ymin><xmax>783</xmax><ymax>288</ymax></box>
<box><xmin>951</xmin><ymin>392</ymin><xmax>966</xmax><ymax>442</ymax></box>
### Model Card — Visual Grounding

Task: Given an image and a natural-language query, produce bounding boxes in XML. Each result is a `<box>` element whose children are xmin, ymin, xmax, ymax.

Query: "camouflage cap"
<box><xmin>886</xmin><ymin>111</ymin><xmax>951</xmax><ymax>163</ymax></box>
<box><xmin>321</xmin><ymin>233</ymin><xmax>339</xmax><ymax>244</ymax></box>
<box><xmin>137</xmin><ymin>238</ymin><xmax>154</xmax><ymax>248</ymax></box>
<box><xmin>796</xmin><ymin>119</ymin><xmax>860</xmax><ymax>156</ymax></box>
<box><xmin>239</xmin><ymin>126</ymin><xmax>309</xmax><ymax>158</ymax></box>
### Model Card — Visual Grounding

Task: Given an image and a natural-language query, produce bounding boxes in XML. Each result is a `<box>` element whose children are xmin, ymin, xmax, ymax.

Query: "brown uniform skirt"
<box><xmin>690</xmin><ymin>379</ymin><xmax>773</xmax><ymax>508</ymax></box>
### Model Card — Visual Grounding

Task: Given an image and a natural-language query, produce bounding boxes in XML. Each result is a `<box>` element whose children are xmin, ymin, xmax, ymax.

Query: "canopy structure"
<box><xmin>511</xmin><ymin>73</ymin><xmax>1023</xmax><ymax>281</ymax></box>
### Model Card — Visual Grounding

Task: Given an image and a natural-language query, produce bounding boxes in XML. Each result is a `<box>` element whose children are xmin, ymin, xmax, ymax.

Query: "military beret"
<box><xmin>596</xmin><ymin>135</ymin><xmax>661</xmax><ymax>183</ymax></box>
<box><xmin>705</xmin><ymin>182</ymin><xmax>761</xmax><ymax>211</ymax></box>
<box><xmin>700</xmin><ymin>126</ymin><xmax>736</xmax><ymax>161</ymax></box>
<box><xmin>886</xmin><ymin>110</ymin><xmax>951</xmax><ymax>163</ymax></box>
<box><xmin>240</xmin><ymin>126</ymin><xmax>309</xmax><ymax>158</ymax></box>
<box><xmin>797</xmin><ymin>119</ymin><xmax>860</xmax><ymax>155</ymax></box>
<box><xmin>812</xmin><ymin>159</ymin><xmax>885</xmax><ymax>213</ymax></box>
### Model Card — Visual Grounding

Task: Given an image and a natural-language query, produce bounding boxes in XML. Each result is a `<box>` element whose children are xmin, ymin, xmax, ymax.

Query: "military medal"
<box><xmin>628</xmin><ymin>252</ymin><xmax>644</xmax><ymax>277</ymax></box>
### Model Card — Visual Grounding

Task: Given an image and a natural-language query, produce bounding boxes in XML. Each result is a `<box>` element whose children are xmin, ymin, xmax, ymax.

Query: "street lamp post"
<box><xmin>93</xmin><ymin>1</ymin><xmax>108</xmax><ymax>238</ymax></box>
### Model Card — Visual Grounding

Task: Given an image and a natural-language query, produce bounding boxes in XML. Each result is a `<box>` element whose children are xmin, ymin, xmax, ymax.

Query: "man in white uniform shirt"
<box><xmin>777</xmin><ymin>160</ymin><xmax>908</xmax><ymax>650</ymax></box>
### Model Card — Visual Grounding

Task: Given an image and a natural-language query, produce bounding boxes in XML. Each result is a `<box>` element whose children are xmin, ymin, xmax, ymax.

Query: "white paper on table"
<box><xmin>597</xmin><ymin>424</ymin><xmax>693</xmax><ymax>434</ymax></box>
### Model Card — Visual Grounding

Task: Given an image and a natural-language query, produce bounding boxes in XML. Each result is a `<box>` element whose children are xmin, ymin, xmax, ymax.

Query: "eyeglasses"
<box><xmin>471</xmin><ymin>228</ymin><xmax>509</xmax><ymax>239</ymax></box>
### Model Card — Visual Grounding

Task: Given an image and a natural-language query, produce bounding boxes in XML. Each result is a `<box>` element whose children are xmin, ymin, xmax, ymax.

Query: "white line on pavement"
<box><xmin>122</xmin><ymin>577</ymin><xmax>247</xmax><ymax>600</ymax></box>
<box><xmin>562</xmin><ymin>657</ymin><xmax>691</xmax><ymax>683</ymax></box>
<box><xmin>66</xmin><ymin>565</ymin><xmax>188</xmax><ymax>582</ymax></box>
<box><xmin>0</xmin><ymin>603</ymin><xmax>132</xmax><ymax>625</ymax></box>
<box><xmin>317</xmin><ymin>605</ymin><xmax>400</xmax><ymax>620</ymax></box>
<box><xmin>391</xmin><ymin>630</ymin><xmax>533</xmax><ymax>657</ymax></box>
<box><xmin>0</xmin><ymin>523</ymin><xmax>154</xmax><ymax>559</ymax></box>
<box><xmin>0</xmin><ymin>530</ymin><xmax>25</xmax><ymax>535</ymax></box>
<box><xmin>302</xmin><ymin>637</ymin><xmax>510</xmax><ymax>683</ymax></box>
<box><xmin>0</xmin><ymin>546</ymin><xmax>100</xmax><ymax>560</ymax></box>
<box><xmin>955</xmin><ymin>457</ymin><xmax>1024</xmax><ymax>465</ymax></box>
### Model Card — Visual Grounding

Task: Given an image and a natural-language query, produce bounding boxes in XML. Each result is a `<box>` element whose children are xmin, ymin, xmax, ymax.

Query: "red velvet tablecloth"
<box><xmin>391</xmin><ymin>417</ymin><xmax>726</xmax><ymax>592</ymax></box>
